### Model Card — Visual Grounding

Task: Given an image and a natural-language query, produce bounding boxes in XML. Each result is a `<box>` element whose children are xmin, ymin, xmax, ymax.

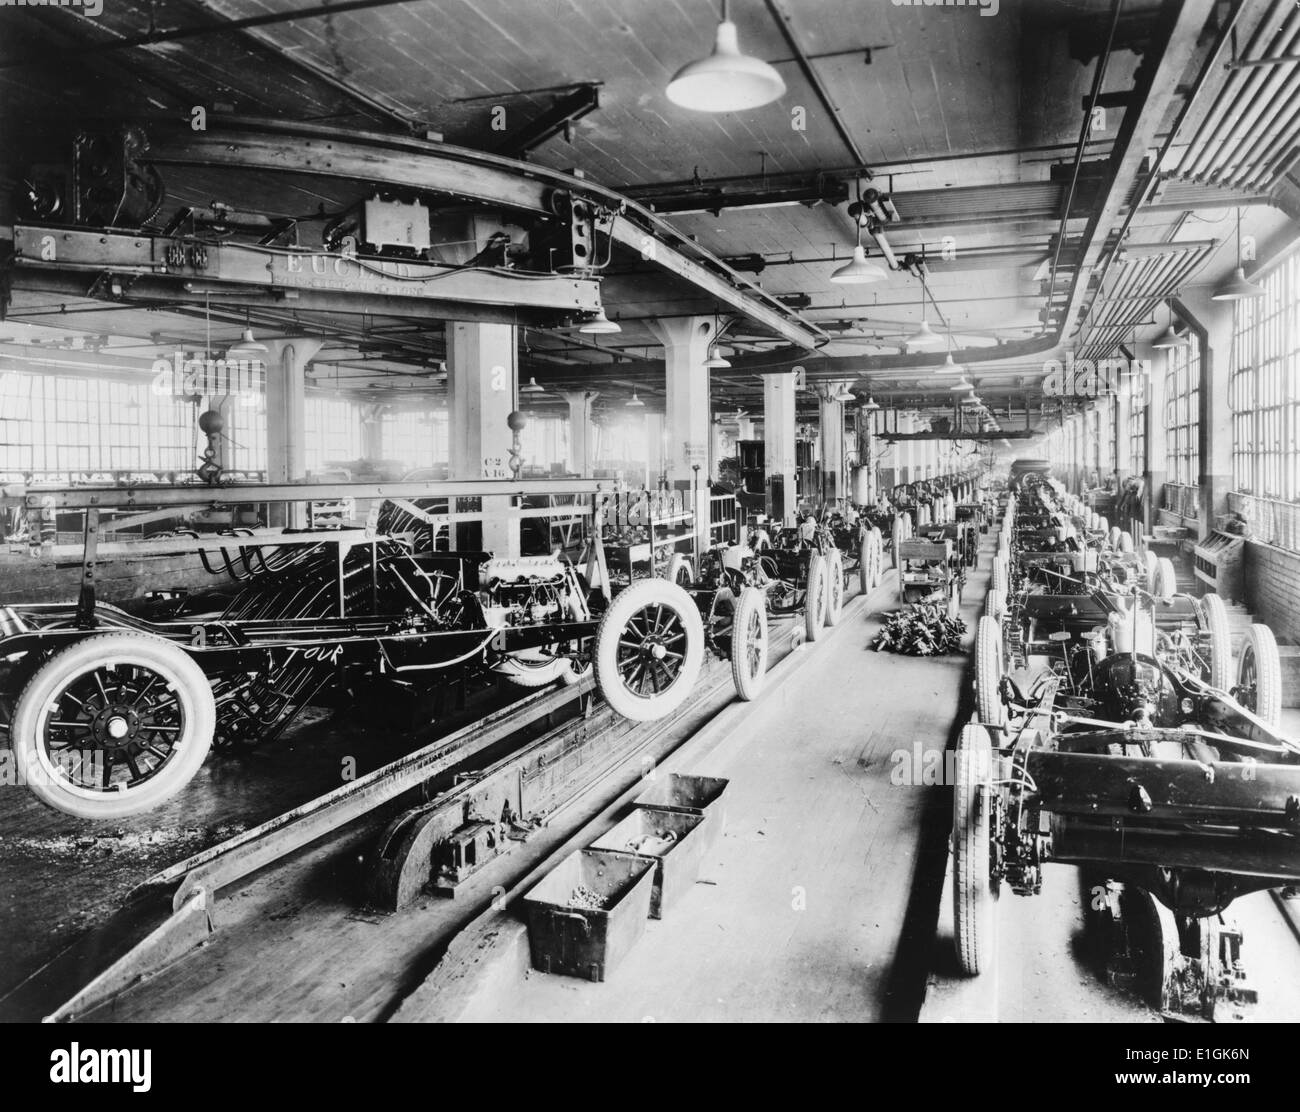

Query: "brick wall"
<box><xmin>1243</xmin><ymin>540</ymin><xmax>1300</xmax><ymax>645</ymax></box>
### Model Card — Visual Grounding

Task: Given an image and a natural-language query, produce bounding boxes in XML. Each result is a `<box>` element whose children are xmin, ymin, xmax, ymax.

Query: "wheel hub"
<box><xmin>89</xmin><ymin>703</ymin><xmax>141</xmax><ymax>750</ymax></box>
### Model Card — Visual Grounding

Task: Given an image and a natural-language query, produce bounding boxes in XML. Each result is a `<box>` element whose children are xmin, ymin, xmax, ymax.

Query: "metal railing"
<box><xmin>1228</xmin><ymin>491</ymin><xmax>1300</xmax><ymax>554</ymax></box>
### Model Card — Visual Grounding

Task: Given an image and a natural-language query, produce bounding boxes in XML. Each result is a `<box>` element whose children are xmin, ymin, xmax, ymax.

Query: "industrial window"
<box><xmin>1229</xmin><ymin>249</ymin><xmax>1300</xmax><ymax>498</ymax></box>
<box><xmin>518</xmin><ymin>415</ymin><xmax>570</xmax><ymax>473</ymax></box>
<box><xmin>1164</xmin><ymin>336</ymin><xmax>1200</xmax><ymax>486</ymax></box>
<box><xmin>304</xmin><ymin>395</ymin><xmax>361</xmax><ymax>474</ymax></box>
<box><xmin>0</xmin><ymin>370</ymin><xmax>262</xmax><ymax>478</ymax></box>
<box><xmin>1129</xmin><ymin>370</ymin><xmax>1147</xmax><ymax>476</ymax></box>
<box><xmin>382</xmin><ymin>409</ymin><xmax>448</xmax><ymax>473</ymax></box>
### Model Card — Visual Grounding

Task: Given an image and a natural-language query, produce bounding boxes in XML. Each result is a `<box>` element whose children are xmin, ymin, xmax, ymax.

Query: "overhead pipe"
<box><xmin>1209</xmin><ymin>53</ymin><xmax>1300</xmax><ymax>183</ymax></box>
<box><xmin>1229</xmin><ymin>76</ymin><xmax>1300</xmax><ymax>187</ymax></box>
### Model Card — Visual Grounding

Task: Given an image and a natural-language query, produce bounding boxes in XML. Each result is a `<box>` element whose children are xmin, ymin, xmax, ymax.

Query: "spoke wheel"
<box><xmin>11</xmin><ymin>633</ymin><xmax>215</xmax><ymax>819</ymax></box>
<box><xmin>1236</xmin><ymin>623</ymin><xmax>1282</xmax><ymax>726</ymax></box>
<box><xmin>804</xmin><ymin>552</ymin><xmax>829</xmax><ymax>642</ymax></box>
<box><xmin>729</xmin><ymin>587</ymin><xmax>769</xmax><ymax>701</ymax></box>
<box><xmin>825</xmin><ymin>549</ymin><xmax>844</xmax><ymax>626</ymax></box>
<box><xmin>594</xmin><ymin>578</ymin><xmax>704</xmax><ymax>722</ymax></box>
<box><xmin>953</xmin><ymin>722</ymin><xmax>998</xmax><ymax>975</ymax></box>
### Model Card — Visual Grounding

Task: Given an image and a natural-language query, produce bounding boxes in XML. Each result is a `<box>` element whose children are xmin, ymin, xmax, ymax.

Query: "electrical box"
<box><xmin>362</xmin><ymin>198</ymin><xmax>431</xmax><ymax>252</ymax></box>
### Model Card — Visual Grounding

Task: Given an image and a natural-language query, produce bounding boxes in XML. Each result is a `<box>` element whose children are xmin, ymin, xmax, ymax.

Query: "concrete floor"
<box><xmin>427</xmin><ymin>560</ymin><xmax>976</xmax><ymax>1023</ymax></box>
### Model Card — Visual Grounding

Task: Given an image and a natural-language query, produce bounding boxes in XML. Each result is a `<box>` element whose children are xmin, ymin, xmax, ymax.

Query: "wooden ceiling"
<box><xmin>2</xmin><ymin>0</ymin><xmax>1299</xmax><ymax>421</ymax></box>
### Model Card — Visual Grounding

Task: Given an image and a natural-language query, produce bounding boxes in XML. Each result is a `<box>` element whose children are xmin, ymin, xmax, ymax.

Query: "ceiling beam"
<box><xmin>142</xmin><ymin>118</ymin><xmax>828</xmax><ymax>351</ymax></box>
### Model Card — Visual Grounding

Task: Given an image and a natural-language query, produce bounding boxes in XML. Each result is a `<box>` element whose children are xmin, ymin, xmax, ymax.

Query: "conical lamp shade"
<box><xmin>939</xmin><ymin>352</ymin><xmax>964</xmax><ymax>375</ymax></box>
<box><xmin>1151</xmin><ymin>324</ymin><xmax>1187</xmax><ymax>350</ymax></box>
<box><xmin>830</xmin><ymin>244</ymin><xmax>886</xmax><ymax>284</ymax></box>
<box><xmin>666</xmin><ymin>20</ymin><xmax>786</xmax><ymax>112</ymax></box>
<box><xmin>1212</xmin><ymin>266</ymin><xmax>1265</xmax><ymax>301</ymax></box>
<box><xmin>909</xmin><ymin>318</ymin><xmax>943</xmax><ymax>348</ymax></box>
<box><xmin>578</xmin><ymin>307</ymin><xmax>621</xmax><ymax>334</ymax></box>
<box><xmin>228</xmin><ymin>327</ymin><xmax>268</xmax><ymax>357</ymax></box>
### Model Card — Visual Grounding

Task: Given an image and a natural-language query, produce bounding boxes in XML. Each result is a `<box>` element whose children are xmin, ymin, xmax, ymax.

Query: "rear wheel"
<box><xmin>985</xmin><ymin>588</ymin><xmax>1005</xmax><ymax>621</ymax></box>
<box><xmin>1118</xmin><ymin>530</ymin><xmax>1134</xmax><ymax>553</ymax></box>
<box><xmin>1143</xmin><ymin>550</ymin><xmax>1158</xmax><ymax>593</ymax></box>
<box><xmin>953</xmin><ymin>722</ymin><xmax>997</xmax><ymax>975</ymax></box>
<box><xmin>1200</xmin><ymin>593</ymin><xmax>1233</xmax><ymax>691</ymax></box>
<box><xmin>891</xmin><ymin>516</ymin><xmax>906</xmax><ymax>569</ymax></box>
<box><xmin>11</xmin><ymin>632</ymin><xmax>216</xmax><ymax>819</ymax></box>
<box><xmin>804</xmin><ymin>553</ymin><xmax>828</xmax><ymax>643</ymax></box>
<box><xmin>991</xmin><ymin>554</ymin><xmax>1008</xmax><ymax>595</ymax></box>
<box><xmin>858</xmin><ymin>532</ymin><xmax>872</xmax><ymax>594</ymax></box>
<box><xmin>976</xmin><ymin>615</ymin><xmax>1007</xmax><ymax>728</ymax></box>
<box><xmin>1153</xmin><ymin>557</ymin><xmax>1177</xmax><ymax>598</ymax></box>
<box><xmin>594</xmin><ymin>578</ymin><xmax>705</xmax><ymax>722</ymax></box>
<box><xmin>1236</xmin><ymin>623</ymin><xmax>1282</xmax><ymax>727</ymax></box>
<box><xmin>1108</xmin><ymin>526</ymin><xmax>1122</xmax><ymax>550</ymax></box>
<box><xmin>825</xmin><ymin>549</ymin><xmax>844</xmax><ymax>626</ymax></box>
<box><xmin>729</xmin><ymin>587</ymin><xmax>769</xmax><ymax>701</ymax></box>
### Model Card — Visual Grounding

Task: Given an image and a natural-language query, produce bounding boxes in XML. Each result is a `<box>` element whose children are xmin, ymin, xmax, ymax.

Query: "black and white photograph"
<box><xmin>0</xmin><ymin>0</ymin><xmax>1296</xmax><ymax>1061</ymax></box>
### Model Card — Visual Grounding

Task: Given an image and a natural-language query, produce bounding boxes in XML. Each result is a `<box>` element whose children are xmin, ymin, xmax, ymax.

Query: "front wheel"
<box><xmin>729</xmin><ymin>587</ymin><xmax>769</xmax><ymax>701</ymax></box>
<box><xmin>10</xmin><ymin>632</ymin><xmax>216</xmax><ymax>819</ymax></box>
<box><xmin>594</xmin><ymin>578</ymin><xmax>705</xmax><ymax>722</ymax></box>
<box><xmin>825</xmin><ymin>549</ymin><xmax>844</xmax><ymax>627</ymax></box>
<box><xmin>1236</xmin><ymin>623</ymin><xmax>1282</xmax><ymax>726</ymax></box>
<box><xmin>953</xmin><ymin>722</ymin><xmax>997</xmax><ymax>975</ymax></box>
<box><xmin>804</xmin><ymin>552</ymin><xmax>829</xmax><ymax>643</ymax></box>
<box><xmin>664</xmin><ymin>552</ymin><xmax>694</xmax><ymax>588</ymax></box>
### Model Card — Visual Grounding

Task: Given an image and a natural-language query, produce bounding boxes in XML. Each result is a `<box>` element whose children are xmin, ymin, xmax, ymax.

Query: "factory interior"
<box><xmin>1</xmin><ymin>0</ymin><xmax>1299</xmax><ymax>1048</ymax></box>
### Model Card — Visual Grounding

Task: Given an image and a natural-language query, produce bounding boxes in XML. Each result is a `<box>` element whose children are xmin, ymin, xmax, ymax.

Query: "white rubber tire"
<box><xmin>1108</xmin><ymin>526</ymin><xmax>1122</xmax><ymax>550</ymax></box>
<box><xmin>1237</xmin><ymin>623</ymin><xmax>1282</xmax><ymax>727</ymax></box>
<box><xmin>804</xmin><ymin>552</ymin><xmax>829</xmax><ymax>643</ymax></box>
<box><xmin>11</xmin><ymin>632</ymin><xmax>216</xmax><ymax>819</ymax></box>
<box><xmin>729</xmin><ymin>586</ymin><xmax>769</xmax><ymax>702</ymax></box>
<box><xmin>494</xmin><ymin>648</ymin><xmax>574</xmax><ymax>688</ymax></box>
<box><xmin>1143</xmin><ymin>550</ymin><xmax>1159</xmax><ymax>594</ymax></box>
<box><xmin>1118</xmin><ymin>530</ymin><xmax>1134</xmax><ymax>554</ymax></box>
<box><xmin>858</xmin><ymin>532</ymin><xmax>872</xmax><ymax>595</ymax></box>
<box><xmin>953</xmin><ymin>722</ymin><xmax>996</xmax><ymax>976</ymax></box>
<box><xmin>976</xmin><ymin>615</ymin><xmax>1007</xmax><ymax>729</ymax></box>
<box><xmin>825</xmin><ymin>549</ymin><xmax>844</xmax><ymax>627</ymax></box>
<box><xmin>891</xmin><ymin>516</ymin><xmax>906</xmax><ymax>569</ymax></box>
<box><xmin>664</xmin><ymin>552</ymin><xmax>694</xmax><ymax>588</ymax></box>
<box><xmin>1154</xmin><ymin>557</ymin><xmax>1178</xmax><ymax>598</ymax></box>
<box><xmin>1200</xmin><ymin>592</ymin><xmax>1233</xmax><ymax>692</ymax></box>
<box><xmin>594</xmin><ymin>578</ymin><xmax>705</xmax><ymax>723</ymax></box>
<box><xmin>985</xmin><ymin>588</ymin><xmax>1005</xmax><ymax>621</ymax></box>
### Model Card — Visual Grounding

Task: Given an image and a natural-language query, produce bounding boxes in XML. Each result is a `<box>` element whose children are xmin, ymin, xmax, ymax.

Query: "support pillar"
<box><xmin>818</xmin><ymin>383</ymin><xmax>846</xmax><ymax>505</ymax></box>
<box><xmin>763</xmin><ymin>370</ymin><xmax>798</xmax><ymax>525</ymax></box>
<box><xmin>1139</xmin><ymin>339</ymin><xmax>1165</xmax><ymax>535</ymax></box>
<box><xmin>1174</xmin><ymin>292</ymin><xmax>1234</xmax><ymax>541</ymax></box>
<box><xmin>264</xmin><ymin>338</ymin><xmax>323</xmax><ymax>527</ymax></box>
<box><xmin>649</xmin><ymin>316</ymin><xmax>714</xmax><ymax>552</ymax></box>
<box><xmin>447</xmin><ymin>321</ymin><xmax>519</xmax><ymax>555</ymax></box>
<box><xmin>561</xmin><ymin>390</ymin><xmax>598</xmax><ymax>477</ymax></box>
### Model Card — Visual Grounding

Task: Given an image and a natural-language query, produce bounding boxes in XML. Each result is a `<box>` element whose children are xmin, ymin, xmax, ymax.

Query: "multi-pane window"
<box><xmin>0</xmin><ymin>370</ymin><xmax>267</xmax><ymax>477</ymax></box>
<box><xmin>1230</xmin><ymin>249</ymin><xmax>1300</xmax><ymax>498</ymax></box>
<box><xmin>304</xmin><ymin>395</ymin><xmax>361</xmax><ymax>474</ymax></box>
<box><xmin>1165</xmin><ymin>336</ymin><xmax>1200</xmax><ymax>486</ymax></box>
<box><xmin>382</xmin><ymin>409</ymin><xmax>448</xmax><ymax>473</ymax></box>
<box><xmin>1129</xmin><ymin>368</ymin><xmax>1147</xmax><ymax>477</ymax></box>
